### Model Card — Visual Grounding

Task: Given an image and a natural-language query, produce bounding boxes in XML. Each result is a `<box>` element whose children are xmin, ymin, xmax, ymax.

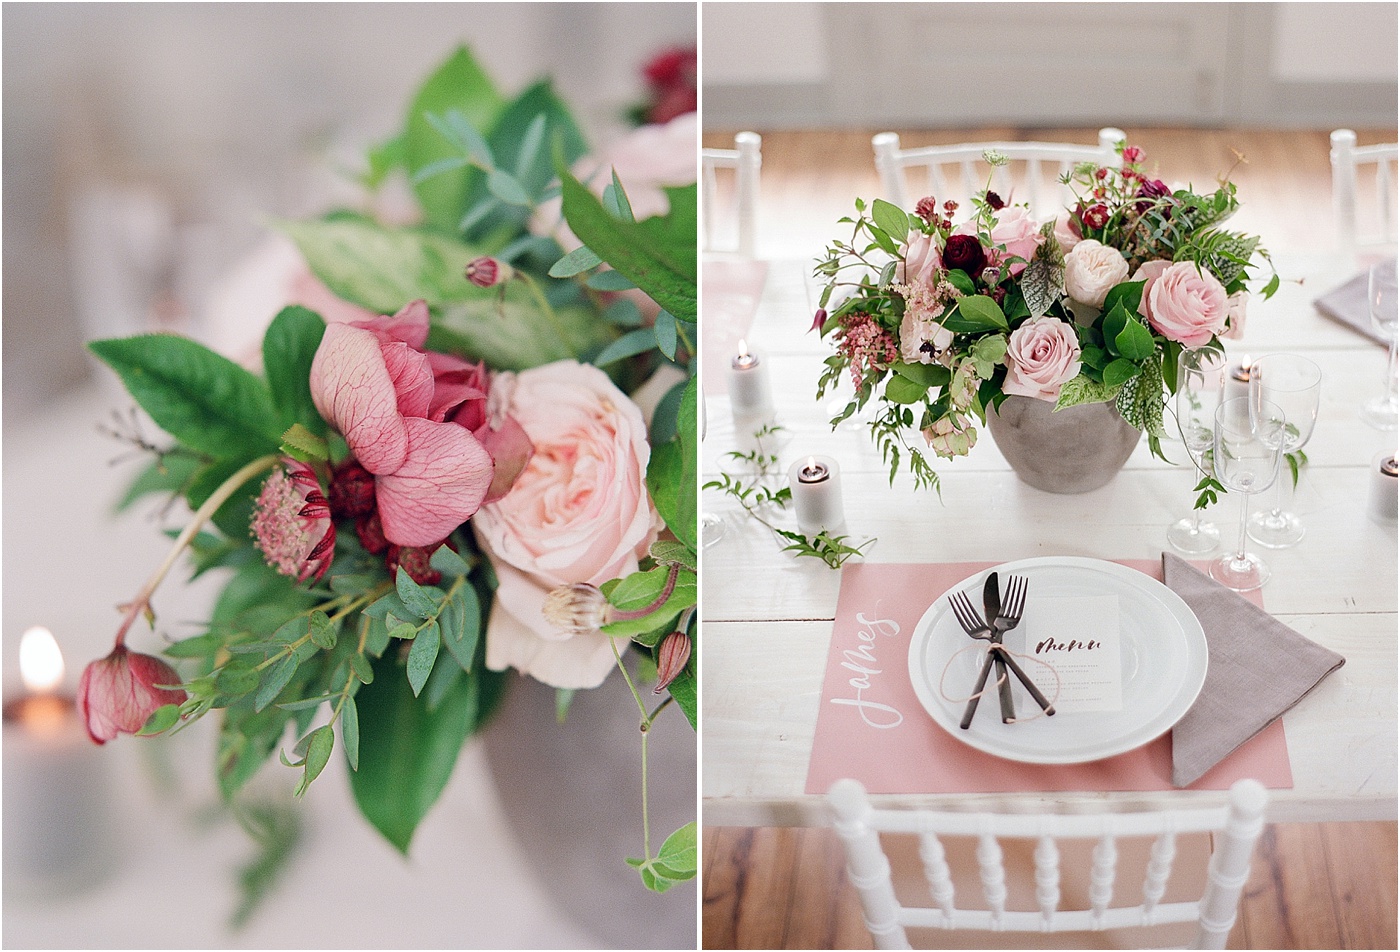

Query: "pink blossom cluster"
<box><xmin>835</xmin><ymin>311</ymin><xmax>899</xmax><ymax>390</ymax></box>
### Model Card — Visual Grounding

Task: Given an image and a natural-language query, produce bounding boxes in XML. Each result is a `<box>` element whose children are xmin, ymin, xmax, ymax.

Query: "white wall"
<box><xmin>1271</xmin><ymin>2</ymin><xmax>1399</xmax><ymax>82</ymax></box>
<box><xmin>703</xmin><ymin>1</ymin><xmax>826</xmax><ymax>84</ymax></box>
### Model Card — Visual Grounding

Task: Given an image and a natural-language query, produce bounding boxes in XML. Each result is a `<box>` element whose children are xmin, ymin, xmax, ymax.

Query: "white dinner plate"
<box><xmin>907</xmin><ymin>556</ymin><xmax>1208</xmax><ymax>764</ymax></box>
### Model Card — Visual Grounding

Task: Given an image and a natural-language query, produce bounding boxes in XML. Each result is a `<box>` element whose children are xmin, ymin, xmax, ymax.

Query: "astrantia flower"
<box><xmin>77</xmin><ymin>645</ymin><xmax>186</xmax><ymax>745</ymax></box>
<box><xmin>251</xmin><ymin>459</ymin><xmax>336</xmax><ymax>582</ymax></box>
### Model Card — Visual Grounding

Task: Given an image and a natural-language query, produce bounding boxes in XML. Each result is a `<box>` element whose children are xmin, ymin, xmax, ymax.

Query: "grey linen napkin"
<box><xmin>1162</xmin><ymin>553</ymin><xmax>1346</xmax><ymax>787</ymax></box>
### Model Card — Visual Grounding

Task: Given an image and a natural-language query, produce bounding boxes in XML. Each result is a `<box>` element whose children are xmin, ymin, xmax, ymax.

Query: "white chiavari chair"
<box><xmin>829</xmin><ymin>778</ymin><xmax>1267</xmax><ymax>950</ymax></box>
<box><xmin>701</xmin><ymin>130</ymin><xmax>761</xmax><ymax>257</ymax></box>
<box><xmin>1330</xmin><ymin>128</ymin><xmax>1399</xmax><ymax>263</ymax></box>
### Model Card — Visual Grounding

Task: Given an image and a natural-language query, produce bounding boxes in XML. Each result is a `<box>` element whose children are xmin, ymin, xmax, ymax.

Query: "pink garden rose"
<box><xmin>1136</xmin><ymin>260</ymin><xmax>1228</xmax><ymax>347</ymax></box>
<box><xmin>956</xmin><ymin>205</ymin><xmax>1044</xmax><ymax>276</ymax></box>
<box><xmin>1064</xmin><ymin>239</ymin><xmax>1130</xmax><ymax>308</ymax></box>
<box><xmin>472</xmin><ymin>360</ymin><xmax>661</xmax><ymax>689</ymax></box>
<box><xmin>1221</xmin><ymin>291</ymin><xmax>1248</xmax><ymax>340</ymax></box>
<box><xmin>310</xmin><ymin>300</ymin><xmax>529</xmax><ymax>547</ymax></box>
<box><xmin>1003</xmin><ymin>317</ymin><xmax>1082</xmax><ymax>401</ymax></box>
<box><xmin>899</xmin><ymin>232</ymin><xmax>942</xmax><ymax>287</ymax></box>
<box><xmin>1053</xmin><ymin>212</ymin><xmax>1083</xmax><ymax>253</ymax></box>
<box><xmin>78</xmin><ymin>646</ymin><xmax>186</xmax><ymax>745</ymax></box>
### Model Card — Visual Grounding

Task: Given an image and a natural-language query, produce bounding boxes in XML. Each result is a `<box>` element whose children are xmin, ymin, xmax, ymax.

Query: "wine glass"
<box><xmin>1361</xmin><ymin>257</ymin><xmax>1398</xmax><ymax>429</ymax></box>
<box><xmin>699</xmin><ymin>395</ymin><xmax>727</xmax><ymax>548</ymax></box>
<box><xmin>1167</xmin><ymin>347</ymin><xmax>1227</xmax><ymax>553</ymax></box>
<box><xmin>1246</xmin><ymin>354</ymin><xmax>1321</xmax><ymax>547</ymax></box>
<box><xmin>1210</xmin><ymin>397</ymin><xmax>1286</xmax><ymax>591</ymax></box>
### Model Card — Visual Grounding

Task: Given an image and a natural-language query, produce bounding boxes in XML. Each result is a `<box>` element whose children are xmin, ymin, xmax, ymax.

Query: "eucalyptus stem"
<box><xmin>113</xmin><ymin>454</ymin><xmax>278</xmax><ymax>648</ymax></box>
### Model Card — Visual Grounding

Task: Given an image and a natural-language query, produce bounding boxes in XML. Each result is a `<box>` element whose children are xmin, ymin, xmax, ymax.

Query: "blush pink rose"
<box><xmin>1003</xmin><ymin>317</ymin><xmax>1082</xmax><ymax>402</ymax></box>
<box><xmin>1064</xmin><ymin>239</ymin><xmax>1130</xmax><ymax>308</ymax></box>
<box><xmin>899</xmin><ymin>232</ymin><xmax>942</xmax><ymax>287</ymax></box>
<box><xmin>1221</xmin><ymin>291</ymin><xmax>1248</xmax><ymax>340</ymax></box>
<box><xmin>957</xmin><ymin>206</ymin><xmax>1044</xmax><ymax>276</ymax></box>
<box><xmin>1053</xmin><ymin>212</ymin><xmax>1083</xmax><ymax>253</ymax></box>
<box><xmin>1138</xmin><ymin>260</ymin><xmax>1228</xmax><ymax>347</ymax></box>
<box><xmin>472</xmin><ymin>360</ymin><xmax>662</xmax><ymax>689</ymax></box>
<box><xmin>309</xmin><ymin>300</ymin><xmax>501</xmax><ymax>546</ymax></box>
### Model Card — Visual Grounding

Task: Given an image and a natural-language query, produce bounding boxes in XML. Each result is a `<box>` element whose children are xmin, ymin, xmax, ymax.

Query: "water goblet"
<box><xmin>1167</xmin><ymin>347</ymin><xmax>1227</xmax><ymax>553</ymax></box>
<box><xmin>1209</xmin><ymin>397</ymin><xmax>1286</xmax><ymax>592</ymax></box>
<box><xmin>1246</xmin><ymin>354</ymin><xmax>1321</xmax><ymax>547</ymax></box>
<box><xmin>699</xmin><ymin>395</ymin><xmax>727</xmax><ymax>548</ymax></box>
<box><xmin>1360</xmin><ymin>257</ymin><xmax>1398</xmax><ymax>429</ymax></box>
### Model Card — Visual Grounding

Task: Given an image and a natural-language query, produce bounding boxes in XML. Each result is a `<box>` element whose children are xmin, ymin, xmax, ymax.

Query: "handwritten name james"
<box><xmin>829</xmin><ymin>612</ymin><xmax>904</xmax><ymax>729</ymax></box>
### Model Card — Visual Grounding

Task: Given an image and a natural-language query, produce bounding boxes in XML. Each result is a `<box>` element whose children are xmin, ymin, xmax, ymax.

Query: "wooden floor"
<box><xmin>698</xmin><ymin>126</ymin><xmax>1398</xmax><ymax>950</ymax></box>
<box><xmin>703</xmin><ymin>822</ymin><xmax>1398</xmax><ymax>950</ymax></box>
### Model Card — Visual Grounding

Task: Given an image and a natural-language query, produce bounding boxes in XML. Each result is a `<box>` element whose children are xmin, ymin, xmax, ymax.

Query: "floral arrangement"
<box><xmin>813</xmin><ymin>143</ymin><xmax>1278</xmax><ymax>492</ymax></box>
<box><xmin>78</xmin><ymin>46</ymin><xmax>697</xmax><ymax>894</ymax></box>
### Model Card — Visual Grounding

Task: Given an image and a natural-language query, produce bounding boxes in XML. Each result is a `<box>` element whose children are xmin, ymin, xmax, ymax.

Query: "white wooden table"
<box><xmin>701</xmin><ymin>253</ymin><xmax>1398</xmax><ymax>828</ymax></box>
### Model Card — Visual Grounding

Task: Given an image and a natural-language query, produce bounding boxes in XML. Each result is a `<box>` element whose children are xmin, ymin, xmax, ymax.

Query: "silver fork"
<box><xmin>952</xmin><ymin>576</ymin><xmax>1054</xmax><ymax>728</ymax></box>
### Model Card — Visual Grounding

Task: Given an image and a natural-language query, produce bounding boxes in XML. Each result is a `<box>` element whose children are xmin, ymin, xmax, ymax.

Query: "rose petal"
<box><xmin>482</xmin><ymin>593</ymin><xmax>622</xmax><ymax>690</ymax></box>
<box><xmin>376</xmin><ymin>418</ymin><xmax>494</xmax><ymax>546</ymax></box>
<box><xmin>351</xmin><ymin>298</ymin><xmax>430</xmax><ymax>348</ymax></box>
<box><xmin>476</xmin><ymin>414</ymin><xmax>535</xmax><ymax>503</ymax></box>
<box><xmin>380</xmin><ymin>341</ymin><xmax>434</xmax><ymax>419</ymax></box>
<box><xmin>309</xmin><ymin>324</ymin><xmax>409</xmax><ymax>475</ymax></box>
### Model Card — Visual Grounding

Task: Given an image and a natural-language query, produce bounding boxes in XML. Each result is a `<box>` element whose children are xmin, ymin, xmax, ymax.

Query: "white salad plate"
<box><xmin>907</xmin><ymin>556</ymin><xmax>1208</xmax><ymax>765</ymax></box>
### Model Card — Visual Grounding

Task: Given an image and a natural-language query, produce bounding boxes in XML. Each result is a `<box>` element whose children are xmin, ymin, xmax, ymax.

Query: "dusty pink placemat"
<box><xmin>804</xmin><ymin>560</ymin><xmax>1294</xmax><ymax>795</ymax></box>
<box><xmin>701</xmin><ymin>258</ymin><xmax>769</xmax><ymax>395</ymax></box>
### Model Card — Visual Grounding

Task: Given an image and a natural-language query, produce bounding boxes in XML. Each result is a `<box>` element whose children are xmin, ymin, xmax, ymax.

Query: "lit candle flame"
<box><xmin>20</xmin><ymin>626</ymin><xmax>64</xmax><ymax>694</ymax></box>
<box><xmin>1240</xmin><ymin>354</ymin><xmax>1252</xmax><ymax>373</ymax></box>
<box><xmin>807</xmin><ymin>456</ymin><xmax>817</xmax><ymax>470</ymax></box>
<box><xmin>736</xmin><ymin>338</ymin><xmax>750</xmax><ymax>359</ymax></box>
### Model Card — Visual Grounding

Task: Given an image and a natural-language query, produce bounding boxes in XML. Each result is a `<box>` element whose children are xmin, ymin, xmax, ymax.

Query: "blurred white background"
<box><xmin>703</xmin><ymin>2</ymin><xmax>1397</xmax><ymax>128</ymax></box>
<box><xmin>3</xmin><ymin>3</ymin><xmax>697</xmax><ymax>949</ymax></box>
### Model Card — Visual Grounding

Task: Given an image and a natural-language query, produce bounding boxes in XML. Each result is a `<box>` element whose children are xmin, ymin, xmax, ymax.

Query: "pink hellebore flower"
<box><xmin>309</xmin><ymin>300</ymin><xmax>530</xmax><ymax>547</ymax></box>
<box><xmin>77</xmin><ymin>645</ymin><xmax>186</xmax><ymax>745</ymax></box>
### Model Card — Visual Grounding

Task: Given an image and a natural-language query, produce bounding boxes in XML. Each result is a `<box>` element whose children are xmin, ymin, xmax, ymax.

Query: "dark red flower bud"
<box><xmin>653</xmin><ymin>631</ymin><xmax>692</xmax><ymax>694</ymax></box>
<box><xmin>356</xmin><ymin>512</ymin><xmax>389</xmax><ymax>555</ymax></box>
<box><xmin>329</xmin><ymin>458</ymin><xmax>376</xmax><ymax>519</ymax></box>
<box><xmin>1083</xmin><ymin>204</ymin><xmax>1111</xmax><ymax>229</ymax></box>
<box><xmin>914</xmin><ymin>196</ymin><xmax>941</xmax><ymax>223</ymax></box>
<box><xmin>1122</xmin><ymin>145</ymin><xmax>1144</xmax><ymax>164</ymax></box>
<box><xmin>1094</xmin><ymin>167</ymin><xmax>1108</xmax><ymax>181</ymax></box>
<box><xmin>464</xmin><ymin>256</ymin><xmax>511</xmax><ymax>288</ymax></box>
<box><xmin>387</xmin><ymin>544</ymin><xmax>442</xmax><ymax>586</ymax></box>
<box><xmin>77</xmin><ymin>645</ymin><xmax>186</xmax><ymax>745</ymax></box>
<box><xmin>984</xmin><ymin>191</ymin><xmax>1005</xmax><ymax>211</ymax></box>
<box><xmin>810</xmin><ymin>307</ymin><xmax>828</xmax><ymax>334</ymax></box>
<box><xmin>942</xmin><ymin>234</ymin><xmax>987</xmax><ymax>277</ymax></box>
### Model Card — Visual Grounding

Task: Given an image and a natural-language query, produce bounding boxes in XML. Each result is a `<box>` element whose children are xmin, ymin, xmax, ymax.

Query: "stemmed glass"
<box><xmin>1210</xmin><ymin>397</ymin><xmax>1286</xmax><ymax>591</ymax></box>
<box><xmin>699</xmin><ymin>395</ymin><xmax>727</xmax><ymax>548</ymax></box>
<box><xmin>1168</xmin><ymin>347</ymin><xmax>1227</xmax><ymax>553</ymax></box>
<box><xmin>1246</xmin><ymin>354</ymin><xmax>1321</xmax><ymax>547</ymax></box>
<box><xmin>1360</xmin><ymin>257</ymin><xmax>1398</xmax><ymax>429</ymax></box>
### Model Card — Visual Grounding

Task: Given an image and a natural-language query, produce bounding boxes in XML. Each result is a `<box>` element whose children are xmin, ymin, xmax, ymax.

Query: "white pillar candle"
<box><xmin>787</xmin><ymin>455</ymin><xmax>846</xmax><ymax>536</ymax></box>
<box><xmin>727</xmin><ymin>339</ymin><xmax>775</xmax><ymax>444</ymax></box>
<box><xmin>1368</xmin><ymin>451</ymin><xmax>1398</xmax><ymax>524</ymax></box>
<box><xmin>3</xmin><ymin>627</ymin><xmax>114</xmax><ymax>899</ymax></box>
<box><xmin>1225</xmin><ymin>355</ymin><xmax>1253</xmax><ymax>403</ymax></box>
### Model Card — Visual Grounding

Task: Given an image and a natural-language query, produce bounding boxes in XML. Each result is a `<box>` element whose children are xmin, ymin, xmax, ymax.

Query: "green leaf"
<box><xmin>1020</xmin><ymin>256</ymin><xmax>1064</xmax><ymax>319</ymax></box>
<box><xmin>308</xmin><ymin>611</ymin><xmax>337</xmax><ymax>650</ymax></box>
<box><xmin>404</xmin><ymin>46</ymin><xmax>506</xmax><ymax>231</ymax></box>
<box><xmin>429</xmin><ymin>544</ymin><xmax>473</xmax><ymax>578</ymax></box>
<box><xmin>645</xmin><ymin>378</ymin><xmax>697</xmax><ymax>551</ymax></box>
<box><xmin>1101</xmin><ymin>304</ymin><xmax>1130</xmax><ymax>356</ymax></box>
<box><xmin>592</xmin><ymin>327</ymin><xmax>657</xmax><ymax>367</ymax></box>
<box><xmin>586</xmin><ymin>269</ymin><xmax>638</xmax><ymax>291</ymax></box>
<box><xmin>216</xmin><ymin>662</ymin><xmax>260</xmax><ymax>697</ymax></box>
<box><xmin>1114</xmin><ymin>315</ymin><xmax>1156</xmax><ymax>362</ymax></box>
<box><xmin>548</xmin><ymin>244</ymin><xmax>603</xmax><ymax>278</ymax></box>
<box><xmin>464</xmin><ymin>80</ymin><xmax>588</xmax><ymax>223</ymax></box>
<box><xmin>406</xmin><ymin>620</ymin><xmax>441</xmax><ymax>697</ymax></box>
<box><xmin>883</xmin><ymin>375</ymin><xmax>928</xmax><ymax>404</ymax></box>
<box><xmin>657</xmin><ymin>821</ymin><xmax>698</xmax><ymax>880</ymax></box>
<box><xmin>654</xmin><ymin>311</ymin><xmax>678</xmax><ymax>360</ymax></box>
<box><xmin>138</xmin><ymin>704</ymin><xmax>182</xmax><ymax>736</ymax></box>
<box><xmin>871</xmin><ymin>199</ymin><xmax>910</xmax><ymax>243</ymax></box>
<box><xmin>650</xmin><ymin>539</ymin><xmax>697</xmax><ymax>570</ymax></box>
<box><xmin>279</xmin><ymin>423</ymin><xmax>329</xmax><ymax>463</ymax></box>
<box><xmin>603</xmin><ymin>170</ymin><xmax>635</xmax><ymax>222</ymax></box>
<box><xmin>892</xmin><ymin>361</ymin><xmax>951</xmax><ymax>388</ymax></box>
<box><xmin>440</xmin><ymin>583</ymin><xmax>482</xmax><ymax>673</ymax></box>
<box><xmin>396</xmin><ymin>571</ymin><xmax>439</xmax><ymax>620</ymax></box>
<box><xmin>667</xmin><ymin>666</ymin><xmax>698</xmax><ymax>730</ymax></box>
<box><xmin>254</xmin><ymin>655</ymin><xmax>300</xmax><ymax>713</ymax></box>
<box><xmin>349</xmin><ymin>648</ymin><xmax>506</xmax><ymax>853</ymax></box>
<box><xmin>293</xmin><ymin>725</ymin><xmax>335</xmax><ymax>797</ymax></box>
<box><xmin>948</xmin><ymin>294</ymin><xmax>1008</xmax><ymax>331</ymax></box>
<box><xmin>1102</xmin><ymin>357</ymin><xmax>1141</xmax><ymax>388</ymax></box>
<box><xmin>88</xmin><ymin>335</ymin><xmax>282</xmax><ymax>457</ymax></box>
<box><xmin>945</xmin><ymin>269</ymin><xmax>976</xmax><ymax>295</ymax></box>
<box><xmin>559</xmin><ymin>169</ymin><xmax>696</xmax><ymax>324</ymax></box>
<box><xmin>486</xmin><ymin>168</ymin><xmax>531</xmax><ymax>206</ymax></box>
<box><xmin>350</xmin><ymin>653</ymin><xmax>375</xmax><ymax>685</ymax></box>
<box><xmin>164</xmin><ymin>631</ymin><xmax>225</xmax><ymax>659</ymax></box>
<box><xmin>261</xmin><ymin>305</ymin><xmax>327</xmax><ymax>436</ymax></box>
<box><xmin>599</xmin><ymin>570</ymin><xmax>696</xmax><ymax>643</ymax></box>
<box><xmin>1053</xmin><ymin>374</ymin><xmax>1124</xmax><ymax>411</ymax></box>
<box><xmin>114</xmin><ymin>453</ymin><xmax>201</xmax><ymax>514</ymax></box>
<box><xmin>1101</xmin><ymin>280</ymin><xmax>1145</xmax><ymax>317</ymax></box>
<box><xmin>342</xmin><ymin>696</ymin><xmax>360</xmax><ymax>771</ymax></box>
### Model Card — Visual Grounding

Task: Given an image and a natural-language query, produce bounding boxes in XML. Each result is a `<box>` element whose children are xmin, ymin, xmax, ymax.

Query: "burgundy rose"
<box><xmin>942</xmin><ymin>233</ymin><xmax>986</xmax><ymax>276</ymax></box>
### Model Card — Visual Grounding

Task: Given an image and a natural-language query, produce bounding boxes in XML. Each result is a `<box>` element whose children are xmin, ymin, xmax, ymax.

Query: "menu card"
<box><xmin>1009</xmin><ymin>594</ymin><xmax>1121</xmax><ymax>712</ymax></box>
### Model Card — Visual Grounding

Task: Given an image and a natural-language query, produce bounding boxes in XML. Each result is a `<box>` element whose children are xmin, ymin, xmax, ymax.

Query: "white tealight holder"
<box><xmin>787</xmin><ymin>455</ymin><xmax>846</xmax><ymax>537</ymax></box>
<box><xmin>1368</xmin><ymin>451</ymin><xmax>1398</xmax><ymax>524</ymax></box>
<box><xmin>728</xmin><ymin>339</ymin><xmax>775</xmax><ymax>449</ymax></box>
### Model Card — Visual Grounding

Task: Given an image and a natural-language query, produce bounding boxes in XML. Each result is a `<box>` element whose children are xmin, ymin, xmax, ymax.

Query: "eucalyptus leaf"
<box><xmin>253</xmin><ymin>655</ymin><xmax>300</xmax><ymax>713</ymax></box>
<box><xmin>293</xmin><ymin>725</ymin><xmax>334</xmax><ymax>798</ymax></box>
<box><xmin>654</xmin><ymin>311</ymin><xmax>678</xmax><ymax>360</ymax></box>
<box><xmin>406</xmin><ymin>620</ymin><xmax>441</xmax><ymax>697</ymax></box>
<box><xmin>342</xmin><ymin>696</ymin><xmax>360</xmax><ymax>771</ymax></box>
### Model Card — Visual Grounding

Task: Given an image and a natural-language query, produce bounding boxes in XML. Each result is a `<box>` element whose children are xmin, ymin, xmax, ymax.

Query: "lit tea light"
<box><xmin>787</xmin><ymin>454</ymin><xmax>846</xmax><ymax>536</ymax></box>
<box><xmin>3</xmin><ymin>626</ymin><xmax>114</xmax><ymax>898</ymax></box>
<box><xmin>727</xmin><ymin>338</ymin><xmax>775</xmax><ymax>445</ymax></box>
<box><xmin>1369</xmin><ymin>450</ymin><xmax>1398</xmax><ymax>524</ymax></box>
<box><xmin>1226</xmin><ymin>354</ymin><xmax>1253</xmax><ymax>401</ymax></box>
